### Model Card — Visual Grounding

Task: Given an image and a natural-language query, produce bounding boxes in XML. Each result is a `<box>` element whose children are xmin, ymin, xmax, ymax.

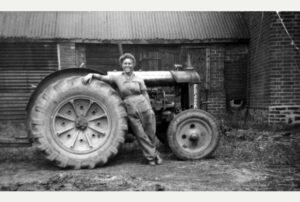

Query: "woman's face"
<box><xmin>122</xmin><ymin>58</ymin><xmax>134</xmax><ymax>74</ymax></box>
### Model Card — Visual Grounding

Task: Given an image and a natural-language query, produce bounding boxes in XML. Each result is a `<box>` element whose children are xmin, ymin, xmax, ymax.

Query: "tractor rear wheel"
<box><xmin>28</xmin><ymin>76</ymin><xmax>127</xmax><ymax>169</ymax></box>
<box><xmin>167</xmin><ymin>109</ymin><xmax>220</xmax><ymax>160</ymax></box>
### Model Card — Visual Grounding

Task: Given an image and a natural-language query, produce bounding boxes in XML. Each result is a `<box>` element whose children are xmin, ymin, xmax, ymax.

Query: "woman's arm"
<box><xmin>83</xmin><ymin>73</ymin><xmax>112</xmax><ymax>85</ymax></box>
<box><xmin>92</xmin><ymin>73</ymin><xmax>112</xmax><ymax>83</ymax></box>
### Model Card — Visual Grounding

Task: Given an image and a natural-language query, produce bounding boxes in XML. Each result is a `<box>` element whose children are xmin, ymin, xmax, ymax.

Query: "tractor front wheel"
<box><xmin>167</xmin><ymin>109</ymin><xmax>220</xmax><ymax>160</ymax></box>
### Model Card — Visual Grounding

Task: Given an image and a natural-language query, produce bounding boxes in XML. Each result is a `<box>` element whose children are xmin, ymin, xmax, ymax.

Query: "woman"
<box><xmin>83</xmin><ymin>53</ymin><xmax>162</xmax><ymax>165</ymax></box>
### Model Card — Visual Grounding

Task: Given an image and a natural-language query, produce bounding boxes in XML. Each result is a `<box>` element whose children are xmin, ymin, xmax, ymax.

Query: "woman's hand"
<box><xmin>83</xmin><ymin>73</ymin><xmax>93</xmax><ymax>85</ymax></box>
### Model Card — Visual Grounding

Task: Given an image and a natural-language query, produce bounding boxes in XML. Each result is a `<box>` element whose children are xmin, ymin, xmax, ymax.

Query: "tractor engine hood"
<box><xmin>107</xmin><ymin>70</ymin><xmax>201</xmax><ymax>86</ymax></box>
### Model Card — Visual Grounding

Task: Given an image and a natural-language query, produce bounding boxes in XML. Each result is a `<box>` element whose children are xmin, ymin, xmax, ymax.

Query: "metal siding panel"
<box><xmin>183</xmin><ymin>12</ymin><xmax>196</xmax><ymax>39</ymax></box>
<box><xmin>130</xmin><ymin>12</ymin><xmax>138</xmax><ymax>39</ymax></box>
<box><xmin>82</xmin><ymin>12</ymin><xmax>98</xmax><ymax>39</ymax></box>
<box><xmin>115</xmin><ymin>12</ymin><xmax>131</xmax><ymax>40</ymax></box>
<box><xmin>178</xmin><ymin>12</ymin><xmax>190</xmax><ymax>39</ymax></box>
<box><xmin>3</xmin><ymin>13</ymin><xmax>14</xmax><ymax>36</ymax></box>
<box><xmin>56</xmin><ymin>12</ymin><xmax>79</xmax><ymax>39</ymax></box>
<box><xmin>141</xmin><ymin>12</ymin><xmax>153</xmax><ymax>39</ymax></box>
<box><xmin>136</xmin><ymin>12</ymin><xmax>147</xmax><ymax>39</ymax></box>
<box><xmin>166</xmin><ymin>12</ymin><xmax>179</xmax><ymax>39</ymax></box>
<box><xmin>0</xmin><ymin>43</ymin><xmax>58</xmax><ymax>121</ymax></box>
<box><xmin>44</xmin><ymin>12</ymin><xmax>57</xmax><ymax>38</ymax></box>
<box><xmin>107</xmin><ymin>12</ymin><xmax>114</xmax><ymax>39</ymax></box>
<box><xmin>28</xmin><ymin>12</ymin><xmax>39</xmax><ymax>38</ymax></box>
<box><xmin>140</xmin><ymin>12</ymin><xmax>151</xmax><ymax>39</ymax></box>
<box><xmin>176</xmin><ymin>12</ymin><xmax>186</xmax><ymax>39</ymax></box>
<box><xmin>0</xmin><ymin>11</ymin><xmax>249</xmax><ymax>41</ymax></box>
<box><xmin>146</xmin><ymin>12</ymin><xmax>156</xmax><ymax>39</ymax></box>
<box><xmin>91</xmin><ymin>12</ymin><xmax>108</xmax><ymax>40</ymax></box>
<box><xmin>212</xmin><ymin>12</ymin><xmax>224</xmax><ymax>38</ymax></box>
<box><xmin>207</xmin><ymin>12</ymin><xmax>218</xmax><ymax>38</ymax></box>
<box><xmin>161</xmin><ymin>12</ymin><xmax>171</xmax><ymax>39</ymax></box>
<box><xmin>198</xmin><ymin>12</ymin><xmax>207</xmax><ymax>38</ymax></box>
<box><xmin>224</xmin><ymin>13</ymin><xmax>237</xmax><ymax>38</ymax></box>
<box><xmin>189</xmin><ymin>12</ymin><xmax>199</xmax><ymax>39</ymax></box>
<box><xmin>197</xmin><ymin>12</ymin><xmax>207</xmax><ymax>39</ymax></box>
<box><xmin>0</xmin><ymin>13</ymin><xmax>4</xmax><ymax>36</ymax></box>
<box><xmin>107</xmin><ymin>12</ymin><xmax>114</xmax><ymax>40</ymax></box>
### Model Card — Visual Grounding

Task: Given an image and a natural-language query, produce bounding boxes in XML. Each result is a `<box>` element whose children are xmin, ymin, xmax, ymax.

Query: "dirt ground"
<box><xmin>1</xmin><ymin>131</ymin><xmax>300</xmax><ymax>191</ymax></box>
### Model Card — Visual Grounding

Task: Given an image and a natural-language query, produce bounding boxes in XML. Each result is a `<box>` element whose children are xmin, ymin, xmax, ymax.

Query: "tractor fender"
<box><xmin>26</xmin><ymin>68</ymin><xmax>104</xmax><ymax>113</ymax></box>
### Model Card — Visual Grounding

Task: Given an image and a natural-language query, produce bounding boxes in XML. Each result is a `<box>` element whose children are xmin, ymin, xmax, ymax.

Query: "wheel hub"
<box><xmin>75</xmin><ymin>116</ymin><xmax>88</xmax><ymax>130</ymax></box>
<box><xmin>176</xmin><ymin>118</ymin><xmax>212</xmax><ymax>153</ymax></box>
<box><xmin>189</xmin><ymin>131</ymin><xmax>200</xmax><ymax>142</ymax></box>
<box><xmin>51</xmin><ymin>97</ymin><xmax>111</xmax><ymax>154</ymax></box>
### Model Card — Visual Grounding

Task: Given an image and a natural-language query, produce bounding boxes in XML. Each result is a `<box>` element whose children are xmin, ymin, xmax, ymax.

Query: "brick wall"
<box><xmin>207</xmin><ymin>45</ymin><xmax>226</xmax><ymax>117</ymax></box>
<box><xmin>269</xmin><ymin>105</ymin><xmax>300</xmax><ymax>125</ymax></box>
<box><xmin>59</xmin><ymin>43</ymin><xmax>76</xmax><ymax>69</ymax></box>
<box><xmin>244</xmin><ymin>12</ymin><xmax>273</xmax><ymax>111</ymax></box>
<box><xmin>269</xmin><ymin>12</ymin><xmax>300</xmax><ymax>106</ymax></box>
<box><xmin>245</xmin><ymin>11</ymin><xmax>300</xmax><ymax>124</ymax></box>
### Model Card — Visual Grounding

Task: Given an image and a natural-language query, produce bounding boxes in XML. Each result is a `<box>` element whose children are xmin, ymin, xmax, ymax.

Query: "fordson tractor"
<box><xmin>26</xmin><ymin>67</ymin><xmax>220</xmax><ymax>169</ymax></box>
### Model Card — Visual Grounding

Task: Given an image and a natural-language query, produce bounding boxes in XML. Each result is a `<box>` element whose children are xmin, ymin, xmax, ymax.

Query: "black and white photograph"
<box><xmin>0</xmin><ymin>0</ymin><xmax>300</xmax><ymax>194</ymax></box>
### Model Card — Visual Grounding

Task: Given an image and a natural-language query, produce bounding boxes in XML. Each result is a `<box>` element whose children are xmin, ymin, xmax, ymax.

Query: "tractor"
<box><xmin>26</xmin><ymin>66</ymin><xmax>220</xmax><ymax>169</ymax></box>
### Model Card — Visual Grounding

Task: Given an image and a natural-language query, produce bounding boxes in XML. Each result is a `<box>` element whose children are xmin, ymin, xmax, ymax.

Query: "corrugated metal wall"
<box><xmin>0</xmin><ymin>12</ymin><xmax>249</xmax><ymax>41</ymax></box>
<box><xmin>0</xmin><ymin>43</ymin><xmax>58</xmax><ymax>121</ymax></box>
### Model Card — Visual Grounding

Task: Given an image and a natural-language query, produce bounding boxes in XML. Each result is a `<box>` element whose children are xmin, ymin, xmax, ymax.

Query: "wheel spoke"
<box><xmin>88</xmin><ymin>126</ymin><xmax>106</xmax><ymax>136</ymax></box>
<box><xmin>56</xmin><ymin>113</ymin><xmax>75</xmax><ymax>122</ymax></box>
<box><xmin>70</xmin><ymin>131</ymin><xmax>80</xmax><ymax>149</ymax></box>
<box><xmin>84</xmin><ymin>101</ymin><xmax>94</xmax><ymax>117</ymax></box>
<box><xmin>88</xmin><ymin>114</ymin><xmax>107</xmax><ymax>121</ymax></box>
<box><xmin>69</xmin><ymin>100</ymin><xmax>79</xmax><ymax>117</ymax></box>
<box><xmin>56</xmin><ymin>127</ymin><xmax>74</xmax><ymax>136</ymax></box>
<box><xmin>83</xmin><ymin>133</ymin><xmax>93</xmax><ymax>148</ymax></box>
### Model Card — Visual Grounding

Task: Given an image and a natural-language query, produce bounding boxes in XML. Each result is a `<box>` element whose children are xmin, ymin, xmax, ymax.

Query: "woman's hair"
<box><xmin>119</xmin><ymin>53</ymin><xmax>136</xmax><ymax>66</ymax></box>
